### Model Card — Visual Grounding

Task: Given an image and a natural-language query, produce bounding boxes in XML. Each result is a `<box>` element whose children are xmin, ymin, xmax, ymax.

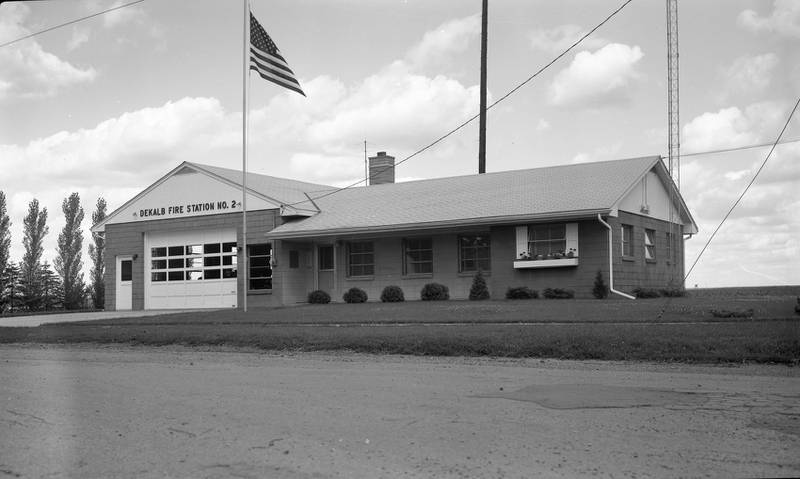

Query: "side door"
<box><xmin>116</xmin><ymin>256</ymin><xmax>133</xmax><ymax>310</ymax></box>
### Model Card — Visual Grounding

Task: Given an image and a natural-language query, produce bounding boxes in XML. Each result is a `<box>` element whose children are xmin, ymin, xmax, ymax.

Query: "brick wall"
<box><xmin>104</xmin><ymin>210</ymin><xmax>280</xmax><ymax>310</ymax></box>
<box><xmin>609</xmin><ymin>211</ymin><xmax>685</xmax><ymax>293</ymax></box>
<box><xmin>333</xmin><ymin>234</ymin><xmax>479</xmax><ymax>302</ymax></box>
<box><xmin>488</xmin><ymin>221</ymin><xmax>609</xmax><ymax>299</ymax></box>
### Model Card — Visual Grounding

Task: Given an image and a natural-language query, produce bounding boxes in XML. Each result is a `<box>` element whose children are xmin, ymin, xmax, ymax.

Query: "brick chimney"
<box><xmin>368</xmin><ymin>151</ymin><xmax>395</xmax><ymax>185</ymax></box>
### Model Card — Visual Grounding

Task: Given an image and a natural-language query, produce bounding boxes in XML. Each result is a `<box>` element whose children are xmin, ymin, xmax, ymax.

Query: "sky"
<box><xmin>0</xmin><ymin>0</ymin><xmax>798</xmax><ymax>288</ymax></box>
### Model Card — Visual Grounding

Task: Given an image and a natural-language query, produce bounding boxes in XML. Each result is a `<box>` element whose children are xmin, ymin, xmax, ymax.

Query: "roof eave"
<box><xmin>265</xmin><ymin>209</ymin><xmax>612</xmax><ymax>240</ymax></box>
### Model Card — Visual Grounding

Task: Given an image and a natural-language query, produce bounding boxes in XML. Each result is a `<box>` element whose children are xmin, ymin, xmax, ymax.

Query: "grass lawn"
<box><xmin>2</xmin><ymin>287</ymin><xmax>798</xmax><ymax>363</ymax></box>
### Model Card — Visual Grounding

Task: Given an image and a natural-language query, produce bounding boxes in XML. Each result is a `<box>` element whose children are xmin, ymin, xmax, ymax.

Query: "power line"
<box><xmin>680</xmin><ymin>137</ymin><xmax>800</xmax><ymax>158</ymax></box>
<box><xmin>683</xmin><ymin>97</ymin><xmax>800</xmax><ymax>282</ymax></box>
<box><xmin>0</xmin><ymin>0</ymin><xmax>146</xmax><ymax>48</ymax></box>
<box><xmin>287</xmin><ymin>0</ymin><xmax>636</xmax><ymax>207</ymax></box>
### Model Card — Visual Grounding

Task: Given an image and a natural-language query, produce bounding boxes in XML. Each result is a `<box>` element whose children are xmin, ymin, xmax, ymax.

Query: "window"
<box><xmin>318</xmin><ymin>245</ymin><xmax>334</xmax><ymax>271</ymax></box>
<box><xmin>347</xmin><ymin>242</ymin><xmax>374</xmax><ymax>277</ymax></box>
<box><xmin>528</xmin><ymin>224</ymin><xmax>566</xmax><ymax>256</ymax></box>
<box><xmin>459</xmin><ymin>235</ymin><xmax>490</xmax><ymax>272</ymax></box>
<box><xmin>644</xmin><ymin>229</ymin><xmax>656</xmax><ymax>260</ymax></box>
<box><xmin>403</xmin><ymin>238</ymin><xmax>433</xmax><ymax>275</ymax></box>
<box><xmin>621</xmin><ymin>224</ymin><xmax>633</xmax><ymax>257</ymax></box>
<box><xmin>249</xmin><ymin>243</ymin><xmax>272</xmax><ymax>290</ymax></box>
<box><xmin>150</xmin><ymin>240</ymin><xmax>237</xmax><ymax>283</ymax></box>
<box><xmin>121</xmin><ymin>260</ymin><xmax>132</xmax><ymax>281</ymax></box>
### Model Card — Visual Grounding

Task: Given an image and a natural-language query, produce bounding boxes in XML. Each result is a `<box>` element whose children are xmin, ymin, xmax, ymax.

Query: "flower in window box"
<box><xmin>519</xmin><ymin>252</ymin><xmax>531</xmax><ymax>260</ymax></box>
<box><xmin>567</xmin><ymin>248</ymin><xmax>577</xmax><ymax>258</ymax></box>
<box><xmin>553</xmin><ymin>252</ymin><xmax>563</xmax><ymax>259</ymax></box>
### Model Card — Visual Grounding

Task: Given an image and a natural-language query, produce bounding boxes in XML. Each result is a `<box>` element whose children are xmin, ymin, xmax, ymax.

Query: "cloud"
<box><xmin>529</xmin><ymin>24</ymin><xmax>609</xmax><ymax>54</ymax></box>
<box><xmin>81</xmin><ymin>0</ymin><xmax>162</xmax><ymax>42</ymax></box>
<box><xmin>0</xmin><ymin>4</ymin><xmax>96</xmax><ymax>100</ymax></box>
<box><xmin>535</xmin><ymin>119</ymin><xmax>551</xmax><ymax>132</ymax></box>
<box><xmin>67</xmin><ymin>27</ymin><xmax>91</xmax><ymax>51</ymax></box>
<box><xmin>719</xmin><ymin>53</ymin><xmax>779</xmax><ymax>101</ymax></box>
<box><xmin>1</xmin><ymin>97</ymin><xmax>235</xmax><ymax>187</ymax></box>
<box><xmin>405</xmin><ymin>15</ymin><xmax>480</xmax><ymax>72</ymax></box>
<box><xmin>303</xmin><ymin>63</ymin><xmax>479</xmax><ymax>149</ymax></box>
<box><xmin>101</xmin><ymin>1</ymin><xmax>148</xmax><ymax>28</ymax></box>
<box><xmin>681</xmin><ymin>101</ymin><xmax>788</xmax><ymax>153</ymax></box>
<box><xmin>678</xmin><ymin>105</ymin><xmax>800</xmax><ymax>287</ymax></box>
<box><xmin>738</xmin><ymin>0</ymin><xmax>800</xmax><ymax>37</ymax></box>
<box><xmin>549</xmin><ymin>43</ymin><xmax>644</xmax><ymax>107</ymax></box>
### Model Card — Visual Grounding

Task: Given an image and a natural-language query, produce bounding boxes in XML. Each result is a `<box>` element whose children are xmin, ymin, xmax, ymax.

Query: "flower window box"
<box><xmin>513</xmin><ymin>257</ymin><xmax>579</xmax><ymax>269</ymax></box>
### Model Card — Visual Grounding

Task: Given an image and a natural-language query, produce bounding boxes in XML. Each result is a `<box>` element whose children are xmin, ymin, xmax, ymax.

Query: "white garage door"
<box><xmin>145</xmin><ymin>229</ymin><xmax>237</xmax><ymax>309</ymax></box>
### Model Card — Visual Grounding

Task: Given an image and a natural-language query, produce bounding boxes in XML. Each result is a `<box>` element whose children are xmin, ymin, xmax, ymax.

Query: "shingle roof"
<box><xmin>188</xmin><ymin>162</ymin><xmax>333</xmax><ymax>207</ymax></box>
<box><xmin>264</xmin><ymin>155</ymin><xmax>667</xmax><ymax>239</ymax></box>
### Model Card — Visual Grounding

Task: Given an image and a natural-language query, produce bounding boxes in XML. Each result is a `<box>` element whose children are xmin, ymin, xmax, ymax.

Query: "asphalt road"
<box><xmin>1</xmin><ymin>345</ymin><xmax>798</xmax><ymax>478</ymax></box>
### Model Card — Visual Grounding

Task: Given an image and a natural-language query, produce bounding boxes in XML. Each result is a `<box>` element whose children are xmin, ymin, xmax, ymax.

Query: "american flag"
<box><xmin>249</xmin><ymin>12</ymin><xmax>305</xmax><ymax>96</ymax></box>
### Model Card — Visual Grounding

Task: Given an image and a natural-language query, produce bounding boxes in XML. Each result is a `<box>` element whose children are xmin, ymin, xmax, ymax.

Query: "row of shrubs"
<box><xmin>306</xmin><ymin>270</ymin><xmax>686</xmax><ymax>304</ymax></box>
<box><xmin>308</xmin><ymin>285</ymin><xmax>405</xmax><ymax>304</ymax></box>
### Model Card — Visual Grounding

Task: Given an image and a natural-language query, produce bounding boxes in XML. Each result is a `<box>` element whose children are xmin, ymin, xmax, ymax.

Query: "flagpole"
<box><xmin>242</xmin><ymin>0</ymin><xmax>250</xmax><ymax>312</ymax></box>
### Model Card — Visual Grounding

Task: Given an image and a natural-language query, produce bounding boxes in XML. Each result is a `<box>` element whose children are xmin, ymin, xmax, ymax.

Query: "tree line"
<box><xmin>0</xmin><ymin>191</ymin><xmax>106</xmax><ymax>313</ymax></box>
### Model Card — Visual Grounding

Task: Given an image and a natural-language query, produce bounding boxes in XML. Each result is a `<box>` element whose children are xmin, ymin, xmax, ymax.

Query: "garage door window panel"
<box><xmin>168</xmin><ymin>271</ymin><xmax>184</xmax><ymax>281</ymax></box>
<box><xmin>151</xmin><ymin>240</ymin><xmax>240</xmax><ymax>286</ymax></box>
<box><xmin>187</xmin><ymin>270</ymin><xmax>203</xmax><ymax>281</ymax></box>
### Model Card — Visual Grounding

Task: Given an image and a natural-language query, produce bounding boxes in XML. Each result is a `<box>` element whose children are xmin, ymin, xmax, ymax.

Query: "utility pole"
<box><xmin>478</xmin><ymin>0</ymin><xmax>488</xmax><ymax>174</ymax></box>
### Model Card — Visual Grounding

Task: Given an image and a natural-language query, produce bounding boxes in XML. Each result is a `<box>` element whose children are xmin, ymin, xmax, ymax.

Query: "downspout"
<box><xmin>597</xmin><ymin>214</ymin><xmax>636</xmax><ymax>300</ymax></box>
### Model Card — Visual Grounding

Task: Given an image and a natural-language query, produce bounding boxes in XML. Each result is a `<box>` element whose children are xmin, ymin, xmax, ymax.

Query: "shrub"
<box><xmin>592</xmin><ymin>270</ymin><xmax>609</xmax><ymax>299</ymax></box>
<box><xmin>660</xmin><ymin>286</ymin><xmax>687</xmax><ymax>297</ymax></box>
<box><xmin>307</xmin><ymin>290</ymin><xmax>331</xmax><ymax>304</ymax></box>
<box><xmin>505</xmin><ymin>286</ymin><xmax>537</xmax><ymax>300</ymax></box>
<box><xmin>710</xmin><ymin>308</ymin><xmax>754</xmax><ymax>318</ymax></box>
<box><xmin>342</xmin><ymin>287</ymin><xmax>368</xmax><ymax>303</ymax></box>
<box><xmin>632</xmin><ymin>287</ymin><xmax>661</xmax><ymax>299</ymax></box>
<box><xmin>543</xmin><ymin>287</ymin><xmax>575</xmax><ymax>299</ymax></box>
<box><xmin>420</xmin><ymin>283</ymin><xmax>449</xmax><ymax>301</ymax></box>
<box><xmin>380</xmin><ymin>285</ymin><xmax>405</xmax><ymax>303</ymax></box>
<box><xmin>468</xmin><ymin>271</ymin><xmax>490</xmax><ymax>300</ymax></box>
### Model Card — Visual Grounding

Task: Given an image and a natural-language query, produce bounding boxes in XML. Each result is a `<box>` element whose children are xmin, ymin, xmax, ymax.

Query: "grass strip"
<box><xmin>2</xmin><ymin>320</ymin><xmax>797</xmax><ymax>364</ymax></box>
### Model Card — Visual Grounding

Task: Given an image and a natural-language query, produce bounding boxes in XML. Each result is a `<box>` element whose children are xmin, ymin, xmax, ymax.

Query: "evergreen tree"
<box><xmin>20</xmin><ymin>199</ymin><xmax>49</xmax><ymax>311</ymax></box>
<box><xmin>40</xmin><ymin>261</ymin><xmax>64</xmax><ymax>311</ymax></box>
<box><xmin>0</xmin><ymin>191</ymin><xmax>11</xmax><ymax>310</ymax></box>
<box><xmin>592</xmin><ymin>270</ymin><xmax>609</xmax><ymax>299</ymax></box>
<box><xmin>469</xmin><ymin>270</ymin><xmax>490</xmax><ymax>300</ymax></box>
<box><xmin>0</xmin><ymin>262</ymin><xmax>21</xmax><ymax>313</ymax></box>
<box><xmin>88</xmin><ymin>197</ymin><xmax>106</xmax><ymax>309</ymax></box>
<box><xmin>55</xmin><ymin>192</ymin><xmax>86</xmax><ymax>309</ymax></box>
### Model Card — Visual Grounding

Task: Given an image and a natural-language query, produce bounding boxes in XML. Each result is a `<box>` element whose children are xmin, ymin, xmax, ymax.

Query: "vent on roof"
<box><xmin>369</xmin><ymin>151</ymin><xmax>395</xmax><ymax>185</ymax></box>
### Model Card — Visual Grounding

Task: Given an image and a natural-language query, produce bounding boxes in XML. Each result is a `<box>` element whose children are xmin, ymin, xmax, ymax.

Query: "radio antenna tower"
<box><xmin>666</xmin><ymin>0</ymin><xmax>681</xmax><ymax>285</ymax></box>
<box><xmin>667</xmin><ymin>0</ymin><xmax>680</xmax><ymax>188</ymax></box>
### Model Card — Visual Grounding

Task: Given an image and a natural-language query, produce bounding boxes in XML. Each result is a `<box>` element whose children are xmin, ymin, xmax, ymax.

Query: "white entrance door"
<box><xmin>116</xmin><ymin>256</ymin><xmax>133</xmax><ymax>310</ymax></box>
